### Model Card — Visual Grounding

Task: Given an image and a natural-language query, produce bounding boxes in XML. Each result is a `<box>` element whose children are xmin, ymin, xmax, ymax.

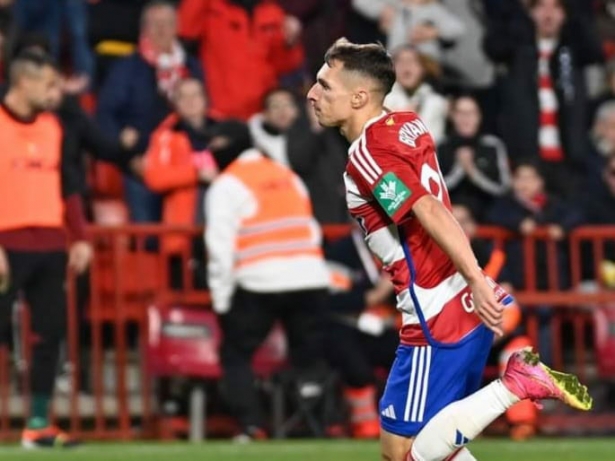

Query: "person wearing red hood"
<box><xmin>177</xmin><ymin>0</ymin><xmax>304</xmax><ymax>120</ymax></box>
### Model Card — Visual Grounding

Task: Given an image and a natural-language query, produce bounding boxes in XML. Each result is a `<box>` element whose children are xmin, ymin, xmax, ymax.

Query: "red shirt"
<box><xmin>345</xmin><ymin>111</ymin><xmax>506</xmax><ymax>346</ymax></box>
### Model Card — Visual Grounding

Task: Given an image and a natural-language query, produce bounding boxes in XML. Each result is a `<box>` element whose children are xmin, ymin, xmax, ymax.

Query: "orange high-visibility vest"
<box><xmin>0</xmin><ymin>108</ymin><xmax>64</xmax><ymax>231</ymax></box>
<box><xmin>225</xmin><ymin>154</ymin><xmax>323</xmax><ymax>268</ymax></box>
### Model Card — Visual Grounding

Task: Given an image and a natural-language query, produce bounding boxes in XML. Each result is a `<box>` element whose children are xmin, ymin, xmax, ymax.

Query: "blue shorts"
<box><xmin>379</xmin><ymin>325</ymin><xmax>494</xmax><ymax>437</ymax></box>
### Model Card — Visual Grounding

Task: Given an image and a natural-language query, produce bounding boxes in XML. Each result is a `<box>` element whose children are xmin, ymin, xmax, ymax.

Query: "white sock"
<box><xmin>410</xmin><ymin>380</ymin><xmax>519</xmax><ymax>461</ymax></box>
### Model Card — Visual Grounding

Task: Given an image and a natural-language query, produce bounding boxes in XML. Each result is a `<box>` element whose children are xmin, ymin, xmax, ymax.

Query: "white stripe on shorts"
<box><xmin>404</xmin><ymin>346</ymin><xmax>432</xmax><ymax>422</ymax></box>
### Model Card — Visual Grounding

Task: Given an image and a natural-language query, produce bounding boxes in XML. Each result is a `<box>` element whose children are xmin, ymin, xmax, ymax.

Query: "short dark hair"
<box><xmin>324</xmin><ymin>38</ymin><xmax>395</xmax><ymax>97</ymax></box>
<box><xmin>262</xmin><ymin>87</ymin><xmax>297</xmax><ymax>109</ymax></box>
<box><xmin>9</xmin><ymin>50</ymin><xmax>56</xmax><ymax>85</ymax></box>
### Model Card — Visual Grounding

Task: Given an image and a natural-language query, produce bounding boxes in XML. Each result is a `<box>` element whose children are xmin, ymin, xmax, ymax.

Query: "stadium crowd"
<box><xmin>0</xmin><ymin>0</ymin><xmax>613</xmax><ymax>448</ymax></box>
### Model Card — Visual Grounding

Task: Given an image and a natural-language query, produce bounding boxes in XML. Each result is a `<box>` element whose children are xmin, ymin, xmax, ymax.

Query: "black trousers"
<box><xmin>0</xmin><ymin>251</ymin><xmax>67</xmax><ymax>397</ymax></box>
<box><xmin>325</xmin><ymin>321</ymin><xmax>398</xmax><ymax>389</ymax></box>
<box><xmin>218</xmin><ymin>287</ymin><xmax>328</xmax><ymax>430</ymax></box>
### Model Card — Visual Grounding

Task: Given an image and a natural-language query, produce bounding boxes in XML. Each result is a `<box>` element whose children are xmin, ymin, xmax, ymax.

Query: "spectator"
<box><xmin>486</xmin><ymin>161</ymin><xmax>582</xmax><ymax>290</ymax></box>
<box><xmin>587</xmin><ymin>101</ymin><xmax>615</xmax><ymax>193</ymax></box>
<box><xmin>588</xmin><ymin>59</ymin><xmax>615</xmax><ymax>128</ymax></box>
<box><xmin>249</xmin><ymin>88</ymin><xmax>347</xmax><ymax>223</ymax></box>
<box><xmin>484</xmin><ymin>0</ymin><xmax>603</xmax><ymax>199</ymax></box>
<box><xmin>178</xmin><ymin>0</ymin><xmax>304</xmax><ymax>120</ymax></box>
<box><xmin>143</xmin><ymin>78</ymin><xmax>217</xmax><ymax>283</ymax></box>
<box><xmin>0</xmin><ymin>51</ymin><xmax>91</xmax><ymax>448</ymax></box>
<box><xmin>384</xmin><ymin>45</ymin><xmax>448</xmax><ymax>143</ymax></box>
<box><xmin>438</xmin><ymin>94</ymin><xmax>511</xmax><ymax>220</ymax></box>
<box><xmin>353</xmin><ymin>0</ymin><xmax>465</xmax><ymax>62</ymax></box>
<box><xmin>205</xmin><ymin>121</ymin><xmax>330</xmax><ymax>440</ymax></box>
<box><xmin>96</xmin><ymin>0</ymin><xmax>202</xmax><ymax>223</ymax></box>
<box><xmin>324</xmin><ymin>224</ymin><xmax>397</xmax><ymax>440</ymax></box>
<box><xmin>452</xmin><ymin>203</ymin><xmax>538</xmax><ymax>441</ymax></box>
<box><xmin>14</xmin><ymin>0</ymin><xmax>94</xmax><ymax>89</ymax></box>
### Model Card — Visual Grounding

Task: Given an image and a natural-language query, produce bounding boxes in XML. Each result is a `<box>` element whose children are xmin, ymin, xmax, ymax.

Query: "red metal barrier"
<box><xmin>0</xmin><ymin>224</ymin><xmax>613</xmax><ymax>440</ymax></box>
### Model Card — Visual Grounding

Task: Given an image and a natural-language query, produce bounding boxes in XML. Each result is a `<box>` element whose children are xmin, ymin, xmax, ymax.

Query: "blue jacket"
<box><xmin>96</xmin><ymin>52</ymin><xmax>203</xmax><ymax>154</ymax></box>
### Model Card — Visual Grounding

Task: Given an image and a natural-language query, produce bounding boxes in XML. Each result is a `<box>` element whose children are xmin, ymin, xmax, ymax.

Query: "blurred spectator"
<box><xmin>587</xmin><ymin>101</ymin><xmax>615</xmax><ymax>192</ymax></box>
<box><xmin>484</xmin><ymin>0</ymin><xmax>603</xmax><ymax>199</ymax></box>
<box><xmin>249</xmin><ymin>88</ymin><xmax>348</xmax><ymax>223</ymax></box>
<box><xmin>14</xmin><ymin>0</ymin><xmax>94</xmax><ymax>88</ymax></box>
<box><xmin>440</xmin><ymin>0</ymin><xmax>495</xmax><ymax>91</ymax></box>
<box><xmin>588</xmin><ymin>59</ymin><xmax>615</xmax><ymax>128</ymax></box>
<box><xmin>353</xmin><ymin>0</ymin><xmax>464</xmax><ymax>62</ymax></box>
<box><xmin>0</xmin><ymin>51</ymin><xmax>90</xmax><ymax>448</ymax></box>
<box><xmin>438</xmin><ymin>94</ymin><xmax>511</xmax><ymax>220</ymax></box>
<box><xmin>96</xmin><ymin>0</ymin><xmax>202</xmax><ymax>223</ymax></box>
<box><xmin>324</xmin><ymin>225</ymin><xmax>397</xmax><ymax>439</ymax></box>
<box><xmin>178</xmin><ymin>0</ymin><xmax>304</xmax><ymax>120</ymax></box>
<box><xmin>384</xmin><ymin>45</ymin><xmax>448</xmax><ymax>143</ymax></box>
<box><xmin>205</xmin><ymin>121</ymin><xmax>330</xmax><ymax>440</ymax></box>
<box><xmin>346</xmin><ymin>0</ymin><xmax>386</xmax><ymax>46</ymax></box>
<box><xmin>452</xmin><ymin>203</ymin><xmax>538</xmax><ymax>441</ymax></box>
<box><xmin>583</xmin><ymin>154</ymin><xmax>615</xmax><ymax>227</ymax></box>
<box><xmin>486</xmin><ymin>161</ymin><xmax>582</xmax><ymax>290</ymax></box>
<box><xmin>143</xmin><ymin>78</ymin><xmax>216</xmax><ymax>283</ymax></box>
<box><xmin>279</xmin><ymin>0</ymin><xmax>347</xmax><ymax>78</ymax></box>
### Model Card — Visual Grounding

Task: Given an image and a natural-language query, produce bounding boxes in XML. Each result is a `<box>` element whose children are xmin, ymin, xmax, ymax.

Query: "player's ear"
<box><xmin>351</xmin><ymin>89</ymin><xmax>369</xmax><ymax>109</ymax></box>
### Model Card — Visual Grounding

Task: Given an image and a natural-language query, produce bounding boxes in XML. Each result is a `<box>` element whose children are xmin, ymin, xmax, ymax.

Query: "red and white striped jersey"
<box><xmin>345</xmin><ymin>111</ymin><xmax>486</xmax><ymax>345</ymax></box>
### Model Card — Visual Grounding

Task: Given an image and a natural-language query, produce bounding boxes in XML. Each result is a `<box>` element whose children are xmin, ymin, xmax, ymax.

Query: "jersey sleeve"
<box><xmin>349</xmin><ymin>116</ymin><xmax>434</xmax><ymax>224</ymax></box>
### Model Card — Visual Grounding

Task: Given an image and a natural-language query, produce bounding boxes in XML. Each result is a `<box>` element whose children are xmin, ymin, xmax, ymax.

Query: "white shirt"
<box><xmin>205</xmin><ymin>149</ymin><xmax>329</xmax><ymax>313</ymax></box>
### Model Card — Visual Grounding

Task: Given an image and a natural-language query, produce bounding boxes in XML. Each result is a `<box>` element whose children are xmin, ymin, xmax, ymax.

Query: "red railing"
<box><xmin>0</xmin><ymin>224</ymin><xmax>614</xmax><ymax>440</ymax></box>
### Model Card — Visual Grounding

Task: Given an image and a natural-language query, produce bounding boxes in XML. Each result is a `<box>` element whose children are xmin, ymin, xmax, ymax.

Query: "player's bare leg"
<box><xmin>380</xmin><ymin>429</ymin><xmax>412</xmax><ymax>461</ymax></box>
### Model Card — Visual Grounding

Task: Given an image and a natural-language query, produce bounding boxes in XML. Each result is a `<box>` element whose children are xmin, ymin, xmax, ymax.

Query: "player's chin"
<box><xmin>316</xmin><ymin>115</ymin><xmax>339</xmax><ymax>128</ymax></box>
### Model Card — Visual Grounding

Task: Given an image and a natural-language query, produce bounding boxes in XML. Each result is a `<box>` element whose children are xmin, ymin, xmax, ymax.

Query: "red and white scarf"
<box><xmin>139</xmin><ymin>36</ymin><xmax>188</xmax><ymax>100</ymax></box>
<box><xmin>537</xmin><ymin>38</ymin><xmax>564</xmax><ymax>162</ymax></box>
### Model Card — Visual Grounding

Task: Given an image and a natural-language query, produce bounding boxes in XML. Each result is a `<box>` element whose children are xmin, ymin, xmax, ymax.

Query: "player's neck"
<box><xmin>342</xmin><ymin>108</ymin><xmax>384</xmax><ymax>143</ymax></box>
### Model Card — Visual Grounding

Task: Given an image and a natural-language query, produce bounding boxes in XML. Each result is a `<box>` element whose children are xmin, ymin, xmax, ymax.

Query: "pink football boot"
<box><xmin>502</xmin><ymin>347</ymin><xmax>592</xmax><ymax>411</ymax></box>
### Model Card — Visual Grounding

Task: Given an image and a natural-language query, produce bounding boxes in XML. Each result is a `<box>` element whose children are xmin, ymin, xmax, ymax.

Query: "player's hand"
<box><xmin>0</xmin><ymin>246</ymin><xmax>10</xmax><ymax>294</ymax></box>
<box><xmin>469</xmin><ymin>278</ymin><xmax>504</xmax><ymax>337</ymax></box>
<box><xmin>120</xmin><ymin>127</ymin><xmax>139</xmax><ymax>150</ymax></box>
<box><xmin>69</xmin><ymin>241</ymin><xmax>94</xmax><ymax>275</ymax></box>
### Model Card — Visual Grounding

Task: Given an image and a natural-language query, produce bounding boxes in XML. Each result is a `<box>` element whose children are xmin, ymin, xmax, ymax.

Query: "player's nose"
<box><xmin>306</xmin><ymin>84</ymin><xmax>318</xmax><ymax>102</ymax></box>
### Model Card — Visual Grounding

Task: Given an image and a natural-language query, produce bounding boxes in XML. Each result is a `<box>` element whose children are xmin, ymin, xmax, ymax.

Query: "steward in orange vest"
<box><xmin>204</xmin><ymin>120</ymin><xmax>330</xmax><ymax>438</ymax></box>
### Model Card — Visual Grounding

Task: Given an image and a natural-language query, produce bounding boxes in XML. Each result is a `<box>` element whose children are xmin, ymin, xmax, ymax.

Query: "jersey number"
<box><xmin>420</xmin><ymin>163</ymin><xmax>445</xmax><ymax>202</ymax></box>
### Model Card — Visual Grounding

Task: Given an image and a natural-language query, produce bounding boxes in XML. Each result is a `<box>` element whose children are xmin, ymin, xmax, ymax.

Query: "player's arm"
<box><xmin>412</xmin><ymin>195</ymin><xmax>503</xmax><ymax>335</ymax></box>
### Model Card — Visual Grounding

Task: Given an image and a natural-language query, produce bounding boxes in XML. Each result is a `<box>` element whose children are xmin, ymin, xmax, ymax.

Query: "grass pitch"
<box><xmin>0</xmin><ymin>438</ymin><xmax>614</xmax><ymax>460</ymax></box>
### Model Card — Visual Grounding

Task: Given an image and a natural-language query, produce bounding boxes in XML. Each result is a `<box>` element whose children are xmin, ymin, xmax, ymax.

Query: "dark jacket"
<box><xmin>486</xmin><ymin>193</ymin><xmax>583</xmax><ymax>289</ymax></box>
<box><xmin>438</xmin><ymin>133</ymin><xmax>511</xmax><ymax>220</ymax></box>
<box><xmin>58</xmin><ymin>95</ymin><xmax>136</xmax><ymax>196</ymax></box>
<box><xmin>96</xmin><ymin>52</ymin><xmax>203</xmax><ymax>155</ymax></box>
<box><xmin>483</xmin><ymin>3</ymin><xmax>603</xmax><ymax>166</ymax></box>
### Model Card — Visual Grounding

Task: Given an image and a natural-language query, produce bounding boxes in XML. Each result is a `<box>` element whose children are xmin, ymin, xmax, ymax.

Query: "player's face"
<box><xmin>307</xmin><ymin>61</ymin><xmax>354</xmax><ymax>127</ymax></box>
<box><xmin>24</xmin><ymin>65</ymin><xmax>61</xmax><ymax>113</ymax></box>
<box><xmin>394</xmin><ymin>48</ymin><xmax>424</xmax><ymax>90</ymax></box>
<box><xmin>452</xmin><ymin>97</ymin><xmax>481</xmax><ymax>137</ymax></box>
<box><xmin>531</xmin><ymin>0</ymin><xmax>565</xmax><ymax>38</ymax></box>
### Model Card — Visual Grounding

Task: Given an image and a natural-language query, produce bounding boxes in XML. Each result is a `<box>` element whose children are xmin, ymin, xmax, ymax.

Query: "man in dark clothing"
<box><xmin>483</xmin><ymin>0</ymin><xmax>603</xmax><ymax>199</ymax></box>
<box><xmin>96</xmin><ymin>0</ymin><xmax>203</xmax><ymax>223</ymax></box>
<box><xmin>0</xmin><ymin>51</ymin><xmax>90</xmax><ymax>448</ymax></box>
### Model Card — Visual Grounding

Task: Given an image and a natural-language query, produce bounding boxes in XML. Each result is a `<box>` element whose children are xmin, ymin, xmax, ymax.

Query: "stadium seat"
<box><xmin>146</xmin><ymin>304</ymin><xmax>288</xmax><ymax>441</ymax></box>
